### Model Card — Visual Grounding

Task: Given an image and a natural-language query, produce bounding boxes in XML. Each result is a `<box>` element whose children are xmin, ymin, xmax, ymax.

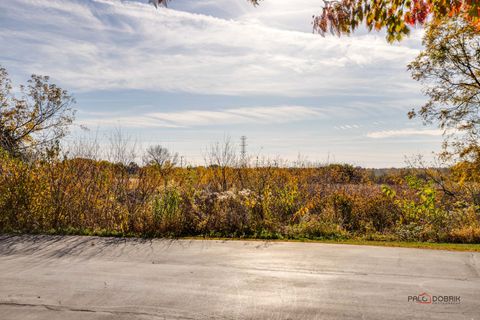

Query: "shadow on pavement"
<box><xmin>0</xmin><ymin>234</ymin><xmax>185</xmax><ymax>261</ymax></box>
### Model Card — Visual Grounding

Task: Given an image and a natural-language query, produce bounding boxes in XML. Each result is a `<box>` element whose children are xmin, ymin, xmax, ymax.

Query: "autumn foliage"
<box><xmin>314</xmin><ymin>0</ymin><xmax>480</xmax><ymax>41</ymax></box>
<box><xmin>1</xmin><ymin>148</ymin><xmax>479</xmax><ymax>243</ymax></box>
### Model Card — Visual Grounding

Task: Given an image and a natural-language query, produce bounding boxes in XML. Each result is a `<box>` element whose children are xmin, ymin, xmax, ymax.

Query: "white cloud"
<box><xmin>366</xmin><ymin>128</ymin><xmax>444</xmax><ymax>139</ymax></box>
<box><xmin>79</xmin><ymin>105</ymin><xmax>322</xmax><ymax>127</ymax></box>
<box><xmin>0</xmin><ymin>0</ymin><xmax>421</xmax><ymax>97</ymax></box>
<box><xmin>1</xmin><ymin>0</ymin><xmax>437</xmax><ymax>167</ymax></box>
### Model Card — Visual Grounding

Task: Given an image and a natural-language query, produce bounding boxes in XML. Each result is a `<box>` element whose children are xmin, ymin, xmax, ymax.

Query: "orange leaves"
<box><xmin>406</xmin><ymin>0</ymin><xmax>431</xmax><ymax>25</ymax></box>
<box><xmin>462</xmin><ymin>1</ymin><xmax>480</xmax><ymax>31</ymax></box>
<box><xmin>316</xmin><ymin>0</ymin><xmax>480</xmax><ymax>42</ymax></box>
<box><xmin>472</xmin><ymin>19</ymin><xmax>480</xmax><ymax>31</ymax></box>
<box><xmin>404</xmin><ymin>0</ymin><xmax>431</xmax><ymax>26</ymax></box>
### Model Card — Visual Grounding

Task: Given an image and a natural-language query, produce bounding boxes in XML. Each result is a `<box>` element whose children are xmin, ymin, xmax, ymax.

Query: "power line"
<box><xmin>240</xmin><ymin>135</ymin><xmax>247</xmax><ymax>166</ymax></box>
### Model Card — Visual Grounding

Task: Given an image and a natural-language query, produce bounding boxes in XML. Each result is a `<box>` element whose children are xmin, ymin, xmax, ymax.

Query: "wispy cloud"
<box><xmin>0</xmin><ymin>0</ymin><xmax>436</xmax><ymax>167</ymax></box>
<box><xmin>79</xmin><ymin>105</ymin><xmax>322</xmax><ymax>128</ymax></box>
<box><xmin>366</xmin><ymin>128</ymin><xmax>444</xmax><ymax>139</ymax></box>
<box><xmin>0</xmin><ymin>0</ymin><xmax>420</xmax><ymax>97</ymax></box>
<box><xmin>335</xmin><ymin>124</ymin><xmax>361</xmax><ymax>130</ymax></box>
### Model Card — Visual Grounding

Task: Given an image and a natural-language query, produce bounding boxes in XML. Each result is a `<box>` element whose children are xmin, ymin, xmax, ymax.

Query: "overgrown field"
<box><xmin>1</xmin><ymin>151</ymin><xmax>479</xmax><ymax>243</ymax></box>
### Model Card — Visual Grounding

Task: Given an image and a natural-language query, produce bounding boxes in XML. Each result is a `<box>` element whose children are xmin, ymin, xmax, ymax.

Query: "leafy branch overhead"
<box><xmin>151</xmin><ymin>1</ymin><xmax>479</xmax><ymax>42</ymax></box>
<box><xmin>314</xmin><ymin>0</ymin><xmax>480</xmax><ymax>42</ymax></box>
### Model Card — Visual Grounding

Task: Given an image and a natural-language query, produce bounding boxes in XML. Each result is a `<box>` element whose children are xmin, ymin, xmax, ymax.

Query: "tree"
<box><xmin>0</xmin><ymin>66</ymin><xmax>75</xmax><ymax>158</ymax></box>
<box><xmin>144</xmin><ymin>145</ymin><xmax>178</xmax><ymax>169</ymax></box>
<box><xmin>407</xmin><ymin>17</ymin><xmax>480</xmax><ymax>161</ymax></box>
<box><xmin>206</xmin><ymin>137</ymin><xmax>237</xmax><ymax>191</ymax></box>
<box><xmin>106</xmin><ymin>127</ymin><xmax>138</xmax><ymax>166</ymax></box>
<box><xmin>314</xmin><ymin>0</ymin><xmax>480</xmax><ymax>42</ymax></box>
<box><xmin>143</xmin><ymin>145</ymin><xmax>179</xmax><ymax>185</ymax></box>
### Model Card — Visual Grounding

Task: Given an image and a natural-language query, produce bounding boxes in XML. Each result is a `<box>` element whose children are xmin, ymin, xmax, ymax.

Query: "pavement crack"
<box><xmin>0</xmin><ymin>301</ymin><xmax>200</xmax><ymax>319</ymax></box>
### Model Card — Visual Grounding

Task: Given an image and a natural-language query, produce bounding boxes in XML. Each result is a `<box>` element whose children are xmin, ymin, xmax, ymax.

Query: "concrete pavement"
<box><xmin>0</xmin><ymin>235</ymin><xmax>479</xmax><ymax>319</ymax></box>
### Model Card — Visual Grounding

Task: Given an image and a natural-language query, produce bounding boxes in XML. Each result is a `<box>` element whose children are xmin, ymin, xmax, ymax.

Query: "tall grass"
<box><xmin>1</xmin><ymin>147</ymin><xmax>479</xmax><ymax>243</ymax></box>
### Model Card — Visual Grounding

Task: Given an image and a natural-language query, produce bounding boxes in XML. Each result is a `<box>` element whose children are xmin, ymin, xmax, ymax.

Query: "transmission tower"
<box><xmin>240</xmin><ymin>135</ymin><xmax>247</xmax><ymax>166</ymax></box>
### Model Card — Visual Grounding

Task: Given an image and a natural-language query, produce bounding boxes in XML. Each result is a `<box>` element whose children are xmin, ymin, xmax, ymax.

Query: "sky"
<box><xmin>0</xmin><ymin>0</ymin><xmax>444</xmax><ymax>167</ymax></box>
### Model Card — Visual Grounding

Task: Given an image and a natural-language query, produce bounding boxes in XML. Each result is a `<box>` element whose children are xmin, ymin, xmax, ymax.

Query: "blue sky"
<box><xmin>0</xmin><ymin>0</ymin><xmax>444</xmax><ymax>167</ymax></box>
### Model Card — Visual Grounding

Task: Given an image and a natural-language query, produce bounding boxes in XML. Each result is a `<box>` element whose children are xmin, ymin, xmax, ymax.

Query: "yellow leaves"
<box><xmin>317</xmin><ymin>0</ymin><xmax>480</xmax><ymax>43</ymax></box>
<box><xmin>292</xmin><ymin>203</ymin><xmax>312</xmax><ymax>223</ymax></box>
<box><xmin>0</xmin><ymin>148</ymin><xmax>477</xmax><ymax>242</ymax></box>
<box><xmin>470</xmin><ymin>16</ymin><xmax>480</xmax><ymax>31</ymax></box>
<box><xmin>244</xmin><ymin>197</ymin><xmax>257</xmax><ymax>209</ymax></box>
<box><xmin>1</xmin><ymin>67</ymin><xmax>75</xmax><ymax>158</ymax></box>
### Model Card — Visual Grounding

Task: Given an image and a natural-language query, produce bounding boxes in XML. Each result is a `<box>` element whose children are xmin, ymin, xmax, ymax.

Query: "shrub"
<box><xmin>0</xmin><ymin>154</ymin><xmax>478</xmax><ymax>243</ymax></box>
<box><xmin>151</xmin><ymin>187</ymin><xmax>183</xmax><ymax>236</ymax></box>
